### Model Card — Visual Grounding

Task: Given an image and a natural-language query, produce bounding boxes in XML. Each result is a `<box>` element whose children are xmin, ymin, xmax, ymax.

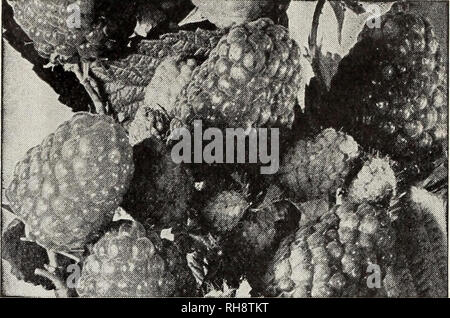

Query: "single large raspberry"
<box><xmin>76</xmin><ymin>221</ymin><xmax>196</xmax><ymax>297</ymax></box>
<box><xmin>278</xmin><ymin>128</ymin><xmax>360</xmax><ymax>202</ymax></box>
<box><xmin>191</xmin><ymin>0</ymin><xmax>291</xmax><ymax>28</ymax></box>
<box><xmin>8</xmin><ymin>0</ymin><xmax>139</xmax><ymax>63</ymax></box>
<box><xmin>323</xmin><ymin>7</ymin><xmax>447</xmax><ymax>177</ymax></box>
<box><xmin>5</xmin><ymin>113</ymin><xmax>134</xmax><ymax>252</ymax></box>
<box><xmin>173</xmin><ymin>18</ymin><xmax>302</xmax><ymax>130</ymax></box>
<box><xmin>263</xmin><ymin>200</ymin><xmax>397</xmax><ymax>297</ymax></box>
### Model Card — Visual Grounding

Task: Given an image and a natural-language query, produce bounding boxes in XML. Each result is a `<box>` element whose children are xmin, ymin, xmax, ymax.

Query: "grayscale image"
<box><xmin>1</xmin><ymin>0</ymin><xmax>448</xmax><ymax>298</ymax></box>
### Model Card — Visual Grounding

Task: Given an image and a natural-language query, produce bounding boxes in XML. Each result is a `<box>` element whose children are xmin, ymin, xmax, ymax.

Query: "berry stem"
<box><xmin>34</xmin><ymin>268</ymin><xmax>69</xmax><ymax>298</ymax></box>
<box><xmin>65</xmin><ymin>63</ymin><xmax>106</xmax><ymax>115</ymax></box>
<box><xmin>46</xmin><ymin>250</ymin><xmax>59</xmax><ymax>273</ymax></box>
<box><xmin>309</xmin><ymin>0</ymin><xmax>326</xmax><ymax>55</ymax></box>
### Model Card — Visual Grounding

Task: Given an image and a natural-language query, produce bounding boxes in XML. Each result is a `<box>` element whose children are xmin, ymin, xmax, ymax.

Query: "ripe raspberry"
<box><xmin>278</xmin><ymin>128</ymin><xmax>360</xmax><ymax>202</ymax></box>
<box><xmin>121</xmin><ymin>138</ymin><xmax>194</xmax><ymax>228</ymax></box>
<box><xmin>5</xmin><ymin>113</ymin><xmax>134</xmax><ymax>252</ymax></box>
<box><xmin>173</xmin><ymin>18</ymin><xmax>302</xmax><ymax>129</ymax></box>
<box><xmin>323</xmin><ymin>8</ymin><xmax>447</xmax><ymax>176</ymax></box>
<box><xmin>128</xmin><ymin>107</ymin><xmax>171</xmax><ymax>146</ymax></box>
<box><xmin>191</xmin><ymin>0</ymin><xmax>291</xmax><ymax>28</ymax></box>
<box><xmin>202</xmin><ymin>190</ymin><xmax>249</xmax><ymax>232</ymax></box>
<box><xmin>348</xmin><ymin>156</ymin><xmax>397</xmax><ymax>204</ymax></box>
<box><xmin>263</xmin><ymin>200</ymin><xmax>397</xmax><ymax>297</ymax></box>
<box><xmin>8</xmin><ymin>0</ymin><xmax>138</xmax><ymax>63</ymax></box>
<box><xmin>76</xmin><ymin>221</ymin><xmax>196</xmax><ymax>297</ymax></box>
<box><xmin>144</xmin><ymin>56</ymin><xmax>198</xmax><ymax>117</ymax></box>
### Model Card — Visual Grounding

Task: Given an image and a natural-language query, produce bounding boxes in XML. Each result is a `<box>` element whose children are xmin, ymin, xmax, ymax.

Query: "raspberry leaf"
<box><xmin>1</xmin><ymin>219</ymin><xmax>74</xmax><ymax>292</ymax></box>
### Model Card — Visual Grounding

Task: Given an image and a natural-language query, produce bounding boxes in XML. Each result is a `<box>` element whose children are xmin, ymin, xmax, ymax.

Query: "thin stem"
<box><xmin>65</xmin><ymin>63</ymin><xmax>106</xmax><ymax>115</ymax></box>
<box><xmin>35</xmin><ymin>268</ymin><xmax>69</xmax><ymax>298</ymax></box>
<box><xmin>58</xmin><ymin>250</ymin><xmax>82</xmax><ymax>263</ymax></box>
<box><xmin>309</xmin><ymin>0</ymin><xmax>327</xmax><ymax>54</ymax></box>
<box><xmin>45</xmin><ymin>250</ymin><xmax>59</xmax><ymax>273</ymax></box>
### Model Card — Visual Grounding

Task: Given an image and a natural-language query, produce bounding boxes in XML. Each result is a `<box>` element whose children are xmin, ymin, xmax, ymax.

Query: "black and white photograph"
<box><xmin>1</xmin><ymin>0</ymin><xmax>448</xmax><ymax>299</ymax></box>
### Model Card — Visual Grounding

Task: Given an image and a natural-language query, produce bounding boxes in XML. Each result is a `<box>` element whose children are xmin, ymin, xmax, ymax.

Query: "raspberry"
<box><xmin>76</xmin><ymin>221</ymin><xmax>196</xmax><ymax>297</ymax></box>
<box><xmin>263</xmin><ymin>200</ymin><xmax>397</xmax><ymax>297</ymax></box>
<box><xmin>173</xmin><ymin>18</ymin><xmax>302</xmax><ymax>130</ymax></box>
<box><xmin>348</xmin><ymin>156</ymin><xmax>397</xmax><ymax>204</ymax></box>
<box><xmin>8</xmin><ymin>0</ymin><xmax>139</xmax><ymax>63</ymax></box>
<box><xmin>5</xmin><ymin>113</ymin><xmax>134</xmax><ymax>252</ymax></box>
<box><xmin>191</xmin><ymin>0</ymin><xmax>290</xmax><ymax>28</ymax></box>
<box><xmin>278</xmin><ymin>128</ymin><xmax>360</xmax><ymax>202</ymax></box>
<box><xmin>322</xmin><ymin>8</ymin><xmax>447</xmax><ymax>177</ymax></box>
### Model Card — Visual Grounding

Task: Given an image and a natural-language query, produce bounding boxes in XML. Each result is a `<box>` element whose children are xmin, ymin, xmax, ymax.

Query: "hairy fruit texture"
<box><xmin>279</xmin><ymin>128</ymin><xmax>360</xmax><ymax>202</ymax></box>
<box><xmin>263</xmin><ymin>201</ymin><xmax>396</xmax><ymax>297</ymax></box>
<box><xmin>76</xmin><ymin>221</ymin><xmax>194</xmax><ymax>297</ymax></box>
<box><xmin>173</xmin><ymin>18</ymin><xmax>302</xmax><ymax>130</ymax></box>
<box><xmin>202</xmin><ymin>190</ymin><xmax>249</xmax><ymax>232</ymax></box>
<box><xmin>324</xmin><ymin>9</ymin><xmax>447</xmax><ymax>174</ymax></box>
<box><xmin>348</xmin><ymin>157</ymin><xmax>397</xmax><ymax>204</ymax></box>
<box><xmin>191</xmin><ymin>0</ymin><xmax>291</xmax><ymax>28</ymax></box>
<box><xmin>6</xmin><ymin>113</ymin><xmax>134</xmax><ymax>252</ymax></box>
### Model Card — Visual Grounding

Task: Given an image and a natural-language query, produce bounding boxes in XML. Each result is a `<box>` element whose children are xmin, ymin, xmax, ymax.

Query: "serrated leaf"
<box><xmin>393</xmin><ymin>189</ymin><xmax>448</xmax><ymax>297</ymax></box>
<box><xmin>2</xmin><ymin>219</ymin><xmax>75</xmax><ymax>292</ymax></box>
<box><xmin>299</xmin><ymin>198</ymin><xmax>330</xmax><ymax>227</ymax></box>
